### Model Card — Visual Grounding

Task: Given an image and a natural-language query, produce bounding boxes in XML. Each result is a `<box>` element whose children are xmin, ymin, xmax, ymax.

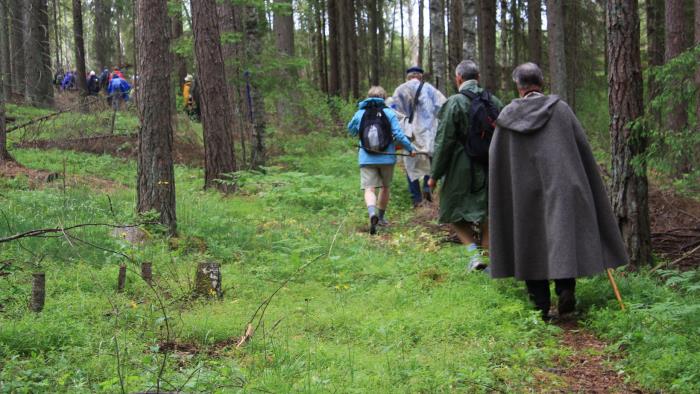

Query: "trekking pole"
<box><xmin>606</xmin><ymin>268</ymin><xmax>625</xmax><ymax>311</ymax></box>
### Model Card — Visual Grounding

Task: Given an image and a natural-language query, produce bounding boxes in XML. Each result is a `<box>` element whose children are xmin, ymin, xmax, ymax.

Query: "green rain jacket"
<box><xmin>431</xmin><ymin>80</ymin><xmax>503</xmax><ymax>224</ymax></box>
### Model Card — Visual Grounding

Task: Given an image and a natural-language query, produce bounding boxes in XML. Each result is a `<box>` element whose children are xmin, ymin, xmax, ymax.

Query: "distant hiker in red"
<box><xmin>109</xmin><ymin>67</ymin><xmax>125</xmax><ymax>82</ymax></box>
<box><xmin>488</xmin><ymin>63</ymin><xmax>629</xmax><ymax>320</ymax></box>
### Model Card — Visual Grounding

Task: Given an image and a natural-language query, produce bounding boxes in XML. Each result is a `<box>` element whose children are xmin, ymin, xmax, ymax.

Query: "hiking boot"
<box><xmin>422</xmin><ymin>190</ymin><xmax>433</xmax><ymax>203</ymax></box>
<box><xmin>467</xmin><ymin>252</ymin><xmax>488</xmax><ymax>272</ymax></box>
<box><xmin>369</xmin><ymin>215</ymin><xmax>379</xmax><ymax>235</ymax></box>
<box><xmin>558</xmin><ymin>289</ymin><xmax>576</xmax><ymax>315</ymax></box>
<box><xmin>377</xmin><ymin>217</ymin><xmax>389</xmax><ymax>227</ymax></box>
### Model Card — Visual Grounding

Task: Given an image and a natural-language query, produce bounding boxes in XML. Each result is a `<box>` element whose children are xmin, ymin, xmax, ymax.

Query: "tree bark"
<box><xmin>607</xmin><ymin>0</ymin><xmax>651</xmax><ymax>267</ymax></box>
<box><xmin>527</xmin><ymin>0</ymin><xmax>542</xmax><ymax>66</ymax></box>
<box><xmin>244</xmin><ymin>5</ymin><xmax>267</xmax><ymax>168</ymax></box>
<box><xmin>478</xmin><ymin>0</ymin><xmax>497</xmax><ymax>92</ymax></box>
<box><xmin>546</xmin><ymin>0</ymin><xmax>567</xmax><ymax>102</ymax></box>
<box><xmin>448</xmin><ymin>0</ymin><xmax>463</xmax><ymax>74</ymax></box>
<box><xmin>695</xmin><ymin>0</ymin><xmax>700</xmax><ymax>125</ymax></box>
<box><xmin>499</xmin><ymin>0</ymin><xmax>509</xmax><ymax>92</ymax></box>
<box><xmin>10</xmin><ymin>0</ymin><xmax>26</xmax><ymax>96</ymax></box>
<box><xmin>24</xmin><ymin>0</ymin><xmax>53</xmax><ymax>106</ymax></box>
<box><xmin>645</xmin><ymin>0</ymin><xmax>664</xmax><ymax>120</ymax></box>
<box><xmin>314</xmin><ymin>0</ymin><xmax>327</xmax><ymax>92</ymax></box>
<box><xmin>140</xmin><ymin>261</ymin><xmax>152</xmax><ymax>284</ymax></box>
<box><xmin>429</xmin><ymin>0</ymin><xmax>447</xmax><ymax>93</ymax></box>
<box><xmin>51</xmin><ymin>0</ymin><xmax>60</xmax><ymax>71</ymax></box>
<box><xmin>136</xmin><ymin>0</ymin><xmax>177</xmax><ymax>235</ymax></box>
<box><xmin>0</xmin><ymin>69</ymin><xmax>14</xmax><ymax>162</ymax></box>
<box><xmin>0</xmin><ymin>0</ymin><xmax>11</xmax><ymax>100</ymax></box>
<box><xmin>30</xmin><ymin>272</ymin><xmax>45</xmax><ymax>312</ymax></box>
<box><xmin>462</xmin><ymin>0</ymin><xmax>477</xmax><ymax>61</ymax></box>
<box><xmin>171</xmin><ymin>5</ymin><xmax>187</xmax><ymax>86</ymax></box>
<box><xmin>194</xmin><ymin>261</ymin><xmax>222</xmax><ymax>298</ymax></box>
<box><xmin>328</xmin><ymin>0</ymin><xmax>341</xmax><ymax>92</ymax></box>
<box><xmin>191</xmin><ymin>0</ymin><xmax>238</xmax><ymax>191</ymax></box>
<box><xmin>273</xmin><ymin>0</ymin><xmax>294</xmax><ymax>57</ymax></box>
<box><xmin>418</xmin><ymin>0</ymin><xmax>424</xmax><ymax>67</ymax></box>
<box><xmin>368</xmin><ymin>0</ymin><xmax>381</xmax><ymax>86</ymax></box>
<box><xmin>117</xmin><ymin>264</ymin><xmax>126</xmax><ymax>292</ymax></box>
<box><xmin>72</xmin><ymin>0</ymin><xmax>88</xmax><ymax>112</ymax></box>
<box><xmin>94</xmin><ymin>0</ymin><xmax>113</xmax><ymax>69</ymax></box>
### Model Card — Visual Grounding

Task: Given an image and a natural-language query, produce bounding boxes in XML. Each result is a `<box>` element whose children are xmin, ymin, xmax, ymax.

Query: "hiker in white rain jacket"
<box><xmin>489</xmin><ymin>63</ymin><xmax>629</xmax><ymax>320</ymax></box>
<box><xmin>390</xmin><ymin>66</ymin><xmax>446</xmax><ymax>207</ymax></box>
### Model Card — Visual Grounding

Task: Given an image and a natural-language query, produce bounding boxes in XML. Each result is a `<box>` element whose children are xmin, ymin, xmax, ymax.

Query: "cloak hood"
<box><xmin>496</xmin><ymin>94</ymin><xmax>560</xmax><ymax>134</ymax></box>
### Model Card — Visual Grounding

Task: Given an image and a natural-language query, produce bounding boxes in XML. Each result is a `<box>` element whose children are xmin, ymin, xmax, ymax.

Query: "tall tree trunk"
<box><xmin>479</xmin><ymin>0</ymin><xmax>497</xmax><ymax>92</ymax></box>
<box><xmin>429</xmin><ymin>0</ymin><xmax>447</xmax><ymax>93</ymax></box>
<box><xmin>345</xmin><ymin>0</ymin><xmax>359</xmax><ymax>98</ymax></box>
<box><xmin>273</xmin><ymin>0</ymin><xmax>294</xmax><ymax>57</ymax></box>
<box><xmin>136</xmin><ymin>0</ymin><xmax>177</xmax><ymax>235</ymax></box>
<box><xmin>546</xmin><ymin>0</ymin><xmax>567</xmax><ymax>102</ymax></box>
<box><xmin>0</xmin><ymin>70</ymin><xmax>13</xmax><ymax>162</ymax></box>
<box><xmin>368</xmin><ymin>0</ymin><xmax>381</xmax><ymax>85</ymax></box>
<box><xmin>10</xmin><ymin>0</ymin><xmax>26</xmax><ymax>96</ymax></box>
<box><xmin>695</xmin><ymin>0</ymin><xmax>699</xmax><ymax>125</ymax></box>
<box><xmin>72</xmin><ymin>0</ymin><xmax>88</xmax><ymax>112</ymax></box>
<box><xmin>563</xmin><ymin>0</ymin><xmax>579</xmax><ymax>110</ymax></box>
<box><xmin>313</xmin><ymin>0</ymin><xmax>327</xmax><ymax>92</ymax></box>
<box><xmin>328</xmin><ymin>0</ymin><xmax>341</xmax><ymax>92</ymax></box>
<box><xmin>52</xmin><ymin>0</ymin><xmax>60</xmax><ymax>70</ymax></box>
<box><xmin>499</xmin><ymin>0</ymin><xmax>509</xmax><ymax>92</ymax></box>
<box><xmin>448</xmin><ymin>0</ymin><xmax>463</xmax><ymax>74</ymax></box>
<box><xmin>418</xmin><ymin>0</ymin><xmax>424</xmax><ymax>67</ymax></box>
<box><xmin>0</xmin><ymin>0</ymin><xmax>11</xmax><ymax>100</ymax></box>
<box><xmin>339</xmin><ymin>0</ymin><xmax>351</xmax><ymax>98</ymax></box>
<box><xmin>245</xmin><ymin>5</ymin><xmax>267</xmax><ymax>168</ymax></box>
<box><xmin>646</xmin><ymin>0</ymin><xmax>664</xmax><ymax>120</ymax></box>
<box><xmin>527</xmin><ymin>0</ymin><xmax>542</xmax><ymax>65</ymax></box>
<box><xmin>191</xmin><ymin>0</ymin><xmax>237</xmax><ymax>192</ymax></box>
<box><xmin>512</xmin><ymin>0</ymin><xmax>522</xmax><ymax>66</ymax></box>
<box><xmin>462</xmin><ymin>0</ymin><xmax>477</xmax><ymax>61</ymax></box>
<box><xmin>665</xmin><ymin>0</ymin><xmax>692</xmax><ymax>174</ymax></box>
<box><xmin>400</xmin><ymin>0</ymin><xmax>405</xmax><ymax>74</ymax></box>
<box><xmin>94</xmin><ymin>0</ymin><xmax>113</xmax><ymax>69</ymax></box>
<box><xmin>607</xmin><ymin>0</ymin><xmax>651</xmax><ymax>268</ymax></box>
<box><xmin>171</xmin><ymin>6</ymin><xmax>187</xmax><ymax>84</ymax></box>
<box><xmin>25</xmin><ymin>0</ymin><xmax>54</xmax><ymax>106</ymax></box>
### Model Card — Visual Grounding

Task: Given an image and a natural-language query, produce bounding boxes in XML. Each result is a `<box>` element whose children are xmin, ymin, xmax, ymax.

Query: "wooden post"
<box><xmin>117</xmin><ymin>264</ymin><xmax>126</xmax><ymax>292</ymax></box>
<box><xmin>141</xmin><ymin>262</ymin><xmax>152</xmax><ymax>285</ymax></box>
<box><xmin>30</xmin><ymin>272</ymin><xmax>45</xmax><ymax>312</ymax></box>
<box><xmin>194</xmin><ymin>261</ymin><xmax>222</xmax><ymax>298</ymax></box>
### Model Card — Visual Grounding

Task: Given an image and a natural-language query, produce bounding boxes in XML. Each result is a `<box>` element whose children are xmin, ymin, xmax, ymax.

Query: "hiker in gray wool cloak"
<box><xmin>489</xmin><ymin>63</ymin><xmax>629</xmax><ymax>319</ymax></box>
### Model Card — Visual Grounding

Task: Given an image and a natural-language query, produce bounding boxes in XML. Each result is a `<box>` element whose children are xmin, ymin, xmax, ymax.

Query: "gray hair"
<box><xmin>512</xmin><ymin>62</ymin><xmax>544</xmax><ymax>90</ymax></box>
<box><xmin>455</xmin><ymin>60</ymin><xmax>479</xmax><ymax>81</ymax></box>
<box><xmin>406</xmin><ymin>71</ymin><xmax>423</xmax><ymax>81</ymax></box>
<box><xmin>367</xmin><ymin>86</ymin><xmax>387</xmax><ymax>99</ymax></box>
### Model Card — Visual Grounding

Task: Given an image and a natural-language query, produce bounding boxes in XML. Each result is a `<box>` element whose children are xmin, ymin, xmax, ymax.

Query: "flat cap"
<box><xmin>406</xmin><ymin>66</ymin><xmax>424</xmax><ymax>74</ymax></box>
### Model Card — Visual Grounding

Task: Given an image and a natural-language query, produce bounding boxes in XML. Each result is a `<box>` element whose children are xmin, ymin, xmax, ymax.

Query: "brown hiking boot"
<box><xmin>558</xmin><ymin>289</ymin><xmax>576</xmax><ymax>315</ymax></box>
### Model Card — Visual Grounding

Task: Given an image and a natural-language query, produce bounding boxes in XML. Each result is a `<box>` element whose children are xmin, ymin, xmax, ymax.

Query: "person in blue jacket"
<box><xmin>107</xmin><ymin>73</ymin><xmax>131</xmax><ymax>110</ymax></box>
<box><xmin>348</xmin><ymin>86</ymin><xmax>417</xmax><ymax>235</ymax></box>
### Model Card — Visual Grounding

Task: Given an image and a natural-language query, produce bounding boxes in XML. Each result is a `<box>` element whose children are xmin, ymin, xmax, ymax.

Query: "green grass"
<box><xmin>1</xmin><ymin>107</ymin><xmax>699</xmax><ymax>393</ymax></box>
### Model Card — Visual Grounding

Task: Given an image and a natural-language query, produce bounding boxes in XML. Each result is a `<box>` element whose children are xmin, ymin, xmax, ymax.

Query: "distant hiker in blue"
<box><xmin>107</xmin><ymin>74</ymin><xmax>131</xmax><ymax>110</ymax></box>
<box><xmin>348</xmin><ymin>86</ymin><xmax>416</xmax><ymax>235</ymax></box>
<box><xmin>61</xmin><ymin>71</ymin><xmax>75</xmax><ymax>91</ymax></box>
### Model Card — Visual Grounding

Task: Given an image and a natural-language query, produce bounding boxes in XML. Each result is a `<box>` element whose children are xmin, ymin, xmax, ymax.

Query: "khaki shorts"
<box><xmin>360</xmin><ymin>165</ymin><xmax>394</xmax><ymax>189</ymax></box>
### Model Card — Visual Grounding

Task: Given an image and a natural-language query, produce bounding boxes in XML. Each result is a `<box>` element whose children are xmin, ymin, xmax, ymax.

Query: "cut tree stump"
<box><xmin>141</xmin><ymin>262</ymin><xmax>152</xmax><ymax>284</ymax></box>
<box><xmin>30</xmin><ymin>272</ymin><xmax>45</xmax><ymax>312</ymax></box>
<box><xmin>194</xmin><ymin>261</ymin><xmax>222</xmax><ymax>298</ymax></box>
<box><xmin>117</xmin><ymin>264</ymin><xmax>126</xmax><ymax>292</ymax></box>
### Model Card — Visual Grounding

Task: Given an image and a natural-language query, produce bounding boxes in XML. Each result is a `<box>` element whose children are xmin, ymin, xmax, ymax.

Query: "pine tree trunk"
<box><xmin>695</xmin><ymin>0</ymin><xmax>699</xmax><ymax>125</ymax></box>
<box><xmin>546</xmin><ymin>0</ymin><xmax>567</xmax><ymax>102</ymax></box>
<box><xmin>94</xmin><ymin>0</ymin><xmax>113</xmax><ymax>69</ymax></box>
<box><xmin>368</xmin><ymin>0</ymin><xmax>381</xmax><ymax>85</ymax></box>
<box><xmin>400</xmin><ymin>0</ymin><xmax>405</xmax><ymax>73</ymax></box>
<box><xmin>511</xmin><ymin>0</ymin><xmax>521</xmax><ymax>66</ymax></box>
<box><xmin>25</xmin><ymin>0</ymin><xmax>53</xmax><ymax>106</ymax></box>
<box><xmin>499</xmin><ymin>0</ymin><xmax>509</xmax><ymax>92</ymax></box>
<box><xmin>418</xmin><ymin>0</ymin><xmax>424</xmax><ymax>67</ymax></box>
<box><xmin>349</xmin><ymin>0</ymin><xmax>360</xmax><ymax>98</ymax></box>
<box><xmin>191</xmin><ymin>0</ymin><xmax>237</xmax><ymax>191</ymax></box>
<box><xmin>72</xmin><ymin>0</ymin><xmax>88</xmax><ymax>112</ymax></box>
<box><xmin>479</xmin><ymin>0</ymin><xmax>497</xmax><ymax>92</ymax></box>
<box><xmin>10</xmin><ymin>0</ymin><xmax>25</xmax><ymax>97</ymax></box>
<box><xmin>328</xmin><ymin>0</ymin><xmax>341</xmax><ymax>92</ymax></box>
<box><xmin>563</xmin><ymin>1</ymin><xmax>578</xmax><ymax>110</ymax></box>
<box><xmin>136</xmin><ymin>0</ymin><xmax>177</xmax><ymax>235</ymax></box>
<box><xmin>51</xmin><ymin>0</ymin><xmax>60</xmax><ymax>70</ymax></box>
<box><xmin>314</xmin><ymin>0</ymin><xmax>327</xmax><ymax>92</ymax></box>
<box><xmin>645</xmin><ymin>0</ymin><xmax>664</xmax><ymax>120</ymax></box>
<box><xmin>1</xmin><ymin>70</ymin><xmax>14</xmax><ymax>162</ymax></box>
<box><xmin>607</xmin><ymin>0</ymin><xmax>651</xmax><ymax>268</ymax></box>
<box><xmin>448</xmin><ymin>0</ymin><xmax>463</xmax><ymax>75</ymax></box>
<box><xmin>462</xmin><ymin>0</ymin><xmax>477</xmax><ymax>61</ymax></box>
<box><xmin>0</xmin><ymin>0</ymin><xmax>11</xmax><ymax>100</ymax></box>
<box><xmin>245</xmin><ymin>5</ymin><xmax>267</xmax><ymax>168</ymax></box>
<box><xmin>527</xmin><ymin>0</ymin><xmax>542</xmax><ymax>66</ymax></box>
<box><xmin>171</xmin><ymin>7</ymin><xmax>187</xmax><ymax>86</ymax></box>
<box><xmin>339</xmin><ymin>0</ymin><xmax>351</xmax><ymax>98</ymax></box>
<box><xmin>429</xmin><ymin>0</ymin><xmax>447</xmax><ymax>93</ymax></box>
<box><xmin>274</xmin><ymin>0</ymin><xmax>294</xmax><ymax>57</ymax></box>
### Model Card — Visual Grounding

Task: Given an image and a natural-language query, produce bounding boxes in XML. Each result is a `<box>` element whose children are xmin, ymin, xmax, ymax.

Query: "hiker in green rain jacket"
<box><xmin>428</xmin><ymin>60</ymin><xmax>503</xmax><ymax>270</ymax></box>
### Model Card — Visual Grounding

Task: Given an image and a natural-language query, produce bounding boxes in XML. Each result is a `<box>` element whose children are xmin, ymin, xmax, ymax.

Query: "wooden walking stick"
<box><xmin>607</xmin><ymin>268</ymin><xmax>625</xmax><ymax>311</ymax></box>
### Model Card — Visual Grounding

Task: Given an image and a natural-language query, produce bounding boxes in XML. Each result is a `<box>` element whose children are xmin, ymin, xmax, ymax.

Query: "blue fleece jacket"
<box><xmin>347</xmin><ymin>98</ymin><xmax>414</xmax><ymax>166</ymax></box>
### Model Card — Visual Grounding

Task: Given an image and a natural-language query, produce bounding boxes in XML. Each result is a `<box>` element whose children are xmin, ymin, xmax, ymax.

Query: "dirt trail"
<box><xmin>0</xmin><ymin>160</ymin><xmax>124</xmax><ymax>192</ymax></box>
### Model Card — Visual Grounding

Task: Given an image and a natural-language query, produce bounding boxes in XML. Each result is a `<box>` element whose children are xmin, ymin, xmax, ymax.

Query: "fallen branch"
<box><xmin>6</xmin><ymin>109</ymin><xmax>70</xmax><ymax>133</ymax></box>
<box><xmin>651</xmin><ymin>243</ymin><xmax>700</xmax><ymax>272</ymax></box>
<box><xmin>0</xmin><ymin>223</ymin><xmax>144</xmax><ymax>243</ymax></box>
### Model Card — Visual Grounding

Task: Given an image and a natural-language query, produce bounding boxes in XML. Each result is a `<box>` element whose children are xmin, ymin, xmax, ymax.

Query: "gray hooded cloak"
<box><xmin>489</xmin><ymin>94</ymin><xmax>629</xmax><ymax>280</ymax></box>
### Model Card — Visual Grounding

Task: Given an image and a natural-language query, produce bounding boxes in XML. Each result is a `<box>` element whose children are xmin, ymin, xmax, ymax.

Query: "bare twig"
<box><xmin>0</xmin><ymin>222</ymin><xmax>148</xmax><ymax>243</ymax></box>
<box><xmin>651</xmin><ymin>243</ymin><xmax>700</xmax><ymax>272</ymax></box>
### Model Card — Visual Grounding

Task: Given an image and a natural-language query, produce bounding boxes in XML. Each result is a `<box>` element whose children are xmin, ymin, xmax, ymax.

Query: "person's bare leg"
<box><xmin>364</xmin><ymin>187</ymin><xmax>377</xmax><ymax>207</ymax></box>
<box><xmin>377</xmin><ymin>186</ymin><xmax>390</xmax><ymax>210</ymax></box>
<box><xmin>451</xmin><ymin>221</ymin><xmax>477</xmax><ymax>245</ymax></box>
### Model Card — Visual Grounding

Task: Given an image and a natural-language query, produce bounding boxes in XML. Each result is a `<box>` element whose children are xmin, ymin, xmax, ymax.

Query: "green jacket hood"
<box><xmin>496</xmin><ymin>94</ymin><xmax>560</xmax><ymax>134</ymax></box>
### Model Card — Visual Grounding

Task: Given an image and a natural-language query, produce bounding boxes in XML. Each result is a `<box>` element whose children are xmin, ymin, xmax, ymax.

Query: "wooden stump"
<box><xmin>117</xmin><ymin>264</ymin><xmax>126</xmax><ymax>292</ymax></box>
<box><xmin>194</xmin><ymin>262</ymin><xmax>222</xmax><ymax>298</ymax></box>
<box><xmin>30</xmin><ymin>272</ymin><xmax>45</xmax><ymax>312</ymax></box>
<box><xmin>141</xmin><ymin>262</ymin><xmax>152</xmax><ymax>285</ymax></box>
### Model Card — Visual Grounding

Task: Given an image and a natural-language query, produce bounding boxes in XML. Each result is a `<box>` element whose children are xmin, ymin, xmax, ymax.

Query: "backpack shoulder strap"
<box><xmin>460</xmin><ymin>90</ymin><xmax>478</xmax><ymax>100</ymax></box>
<box><xmin>408</xmin><ymin>81</ymin><xmax>425</xmax><ymax>124</ymax></box>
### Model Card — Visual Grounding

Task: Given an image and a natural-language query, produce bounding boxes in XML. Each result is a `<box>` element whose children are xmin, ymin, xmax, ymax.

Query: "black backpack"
<box><xmin>460</xmin><ymin>90</ymin><xmax>500</xmax><ymax>164</ymax></box>
<box><xmin>359</xmin><ymin>102</ymin><xmax>393</xmax><ymax>152</ymax></box>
